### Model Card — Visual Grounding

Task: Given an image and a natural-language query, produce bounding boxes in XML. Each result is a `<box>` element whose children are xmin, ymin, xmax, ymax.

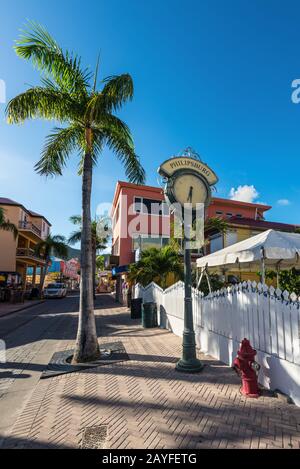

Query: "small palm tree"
<box><xmin>68</xmin><ymin>215</ymin><xmax>108</xmax><ymax>297</ymax></box>
<box><xmin>35</xmin><ymin>233</ymin><xmax>68</xmax><ymax>292</ymax></box>
<box><xmin>6</xmin><ymin>22</ymin><xmax>145</xmax><ymax>362</ymax></box>
<box><xmin>128</xmin><ymin>243</ymin><xmax>184</xmax><ymax>289</ymax></box>
<box><xmin>204</xmin><ymin>216</ymin><xmax>228</xmax><ymax>234</ymax></box>
<box><xmin>0</xmin><ymin>207</ymin><xmax>18</xmax><ymax>239</ymax></box>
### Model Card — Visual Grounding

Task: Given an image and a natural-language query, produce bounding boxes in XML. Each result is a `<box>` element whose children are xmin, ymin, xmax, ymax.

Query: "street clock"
<box><xmin>157</xmin><ymin>150</ymin><xmax>219</xmax><ymax>373</ymax></box>
<box><xmin>158</xmin><ymin>154</ymin><xmax>218</xmax><ymax>211</ymax></box>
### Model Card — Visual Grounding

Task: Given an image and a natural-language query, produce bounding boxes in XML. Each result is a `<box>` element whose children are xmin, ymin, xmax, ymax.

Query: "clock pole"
<box><xmin>176</xmin><ymin>221</ymin><xmax>203</xmax><ymax>373</ymax></box>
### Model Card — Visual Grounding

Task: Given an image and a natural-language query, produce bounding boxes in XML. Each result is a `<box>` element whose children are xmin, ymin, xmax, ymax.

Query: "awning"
<box><xmin>197</xmin><ymin>229</ymin><xmax>300</xmax><ymax>271</ymax></box>
<box><xmin>112</xmin><ymin>265</ymin><xmax>129</xmax><ymax>275</ymax></box>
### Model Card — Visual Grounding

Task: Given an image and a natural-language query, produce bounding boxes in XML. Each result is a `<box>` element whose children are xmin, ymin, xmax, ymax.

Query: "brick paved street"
<box><xmin>1</xmin><ymin>294</ymin><xmax>300</xmax><ymax>449</ymax></box>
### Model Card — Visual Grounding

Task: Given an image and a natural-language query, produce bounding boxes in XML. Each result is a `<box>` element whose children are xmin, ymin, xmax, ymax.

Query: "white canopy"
<box><xmin>197</xmin><ymin>229</ymin><xmax>300</xmax><ymax>271</ymax></box>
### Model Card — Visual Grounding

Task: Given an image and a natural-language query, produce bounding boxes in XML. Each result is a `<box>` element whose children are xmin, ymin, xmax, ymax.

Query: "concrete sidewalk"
<box><xmin>1</xmin><ymin>294</ymin><xmax>300</xmax><ymax>449</ymax></box>
<box><xmin>0</xmin><ymin>299</ymin><xmax>44</xmax><ymax>318</ymax></box>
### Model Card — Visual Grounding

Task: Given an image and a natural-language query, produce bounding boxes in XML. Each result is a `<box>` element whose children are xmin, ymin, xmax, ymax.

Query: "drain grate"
<box><xmin>81</xmin><ymin>425</ymin><xmax>108</xmax><ymax>449</ymax></box>
<box><xmin>41</xmin><ymin>341</ymin><xmax>129</xmax><ymax>379</ymax></box>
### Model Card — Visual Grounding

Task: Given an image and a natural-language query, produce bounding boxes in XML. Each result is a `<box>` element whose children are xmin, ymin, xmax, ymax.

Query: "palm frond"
<box><xmin>205</xmin><ymin>216</ymin><xmax>228</xmax><ymax>234</ymax></box>
<box><xmin>93</xmin><ymin>123</ymin><xmax>145</xmax><ymax>184</ymax></box>
<box><xmin>93</xmin><ymin>53</ymin><xmax>101</xmax><ymax>92</ymax></box>
<box><xmin>101</xmin><ymin>74</ymin><xmax>134</xmax><ymax>110</ymax></box>
<box><xmin>68</xmin><ymin>230</ymin><xmax>82</xmax><ymax>245</ymax></box>
<box><xmin>35</xmin><ymin>233</ymin><xmax>68</xmax><ymax>259</ymax></box>
<box><xmin>106</xmin><ymin>137</ymin><xmax>145</xmax><ymax>184</ymax></box>
<box><xmin>35</xmin><ymin>125</ymin><xmax>83</xmax><ymax>176</ymax></box>
<box><xmin>6</xmin><ymin>86</ymin><xmax>81</xmax><ymax>124</ymax></box>
<box><xmin>0</xmin><ymin>220</ymin><xmax>18</xmax><ymax>239</ymax></box>
<box><xmin>0</xmin><ymin>207</ymin><xmax>4</xmax><ymax>225</ymax></box>
<box><xmin>69</xmin><ymin>215</ymin><xmax>82</xmax><ymax>225</ymax></box>
<box><xmin>15</xmin><ymin>21</ymin><xmax>91</xmax><ymax>94</ymax></box>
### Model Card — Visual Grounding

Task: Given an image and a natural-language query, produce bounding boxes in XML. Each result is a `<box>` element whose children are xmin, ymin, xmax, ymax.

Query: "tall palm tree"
<box><xmin>6</xmin><ymin>22</ymin><xmax>145</xmax><ymax>363</ymax></box>
<box><xmin>0</xmin><ymin>207</ymin><xmax>18</xmax><ymax>239</ymax></box>
<box><xmin>68</xmin><ymin>214</ymin><xmax>108</xmax><ymax>297</ymax></box>
<box><xmin>35</xmin><ymin>233</ymin><xmax>68</xmax><ymax>292</ymax></box>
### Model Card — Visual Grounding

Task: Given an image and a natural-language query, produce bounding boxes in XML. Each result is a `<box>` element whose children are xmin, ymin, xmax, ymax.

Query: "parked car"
<box><xmin>43</xmin><ymin>283</ymin><xmax>67</xmax><ymax>299</ymax></box>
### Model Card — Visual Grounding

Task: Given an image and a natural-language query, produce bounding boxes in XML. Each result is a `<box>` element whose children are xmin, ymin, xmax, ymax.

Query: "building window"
<box><xmin>236</xmin><ymin>214</ymin><xmax>243</xmax><ymax>218</ymax></box>
<box><xmin>225</xmin><ymin>230</ymin><xmax>238</xmax><ymax>247</ymax></box>
<box><xmin>215</xmin><ymin>211</ymin><xmax>223</xmax><ymax>216</ymax></box>
<box><xmin>113</xmin><ymin>204</ymin><xmax>119</xmax><ymax>228</ymax></box>
<box><xmin>209</xmin><ymin>233</ymin><xmax>223</xmax><ymax>253</ymax></box>
<box><xmin>133</xmin><ymin>197</ymin><xmax>169</xmax><ymax>216</ymax></box>
<box><xmin>112</xmin><ymin>238</ymin><xmax>119</xmax><ymax>255</ymax></box>
<box><xmin>226</xmin><ymin>212</ymin><xmax>233</xmax><ymax>218</ymax></box>
<box><xmin>132</xmin><ymin>235</ymin><xmax>170</xmax><ymax>251</ymax></box>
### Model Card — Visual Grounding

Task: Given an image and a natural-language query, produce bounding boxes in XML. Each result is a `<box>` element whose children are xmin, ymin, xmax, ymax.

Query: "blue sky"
<box><xmin>1</xmin><ymin>0</ymin><xmax>300</xmax><ymax>240</ymax></box>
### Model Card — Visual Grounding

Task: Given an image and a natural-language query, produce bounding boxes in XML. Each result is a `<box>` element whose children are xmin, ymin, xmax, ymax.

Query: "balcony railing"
<box><xmin>19</xmin><ymin>220</ymin><xmax>41</xmax><ymax>237</ymax></box>
<box><xmin>16</xmin><ymin>248</ymin><xmax>46</xmax><ymax>263</ymax></box>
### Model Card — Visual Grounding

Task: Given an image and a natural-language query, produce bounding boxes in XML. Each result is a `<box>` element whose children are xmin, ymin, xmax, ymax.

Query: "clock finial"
<box><xmin>179</xmin><ymin>147</ymin><xmax>202</xmax><ymax>161</ymax></box>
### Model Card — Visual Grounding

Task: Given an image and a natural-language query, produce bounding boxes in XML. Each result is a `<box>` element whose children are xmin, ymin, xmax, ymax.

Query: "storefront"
<box><xmin>112</xmin><ymin>265</ymin><xmax>129</xmax><ymax>304</ymax></box>
<box><xmin>0</xmin><ymin>271</ymin><xmax>22</xmax><ymax>302</ymax></box>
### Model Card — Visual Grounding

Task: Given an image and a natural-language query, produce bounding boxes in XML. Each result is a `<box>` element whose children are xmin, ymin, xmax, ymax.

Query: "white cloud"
<box><xmin>229</xmin><ymin>185</ymin><xmax>259</xmax><ymax>203</ymax></box>
<box><xmin>277</xmin><ymin>199</ymin><xmax>291</xmax><ymax>206</ymax></box>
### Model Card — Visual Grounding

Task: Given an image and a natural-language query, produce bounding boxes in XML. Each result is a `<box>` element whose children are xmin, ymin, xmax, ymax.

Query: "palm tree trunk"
<box><xmin>73</xmin><ymin>148</ymin><xmax>99</xmax><ymax>363</ymax></box>
<box><xmin>39</xmin><ymin>259</ymin><xmax>50</xmax><ymax>298</ymax></box>
<box><xmin>92</xmin><ymin>243</ymin><xmax>96</xmax><ymax>300</ymax></box>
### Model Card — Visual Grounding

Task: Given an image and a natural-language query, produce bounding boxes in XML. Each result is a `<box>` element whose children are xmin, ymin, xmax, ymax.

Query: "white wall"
<box><xmin>135</xmin><ymin>281</ymin><xmax>300</xmax><ymax>406</ymax></box>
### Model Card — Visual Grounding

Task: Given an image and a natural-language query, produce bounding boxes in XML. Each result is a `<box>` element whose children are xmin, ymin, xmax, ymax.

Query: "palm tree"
<box><xmin>6</xmin><ymin>22</ymin><xmax>145</xmax><ymax>363</ymax></box>
<box><xmin>0</xmin><ymin>207</ymin><xmax>18</xmax><ymax>238</ymax></box>
<box><xmin>96</xmin><ymin>255</ymin><xmax>105</xmax><ymax>272</ymax></box>
<box><xmin>204</xmin><ymin>216</ymin><xmax>228</xmax><ymax>235</ymax></box>
<box><xmin>68</xmin><ymin>215</ymin><xmax>108</xmax><ymax>297</ymax></box>
<box><xmin>35</xmin><ymin>233</ymin><xmax>68</xmax><ymax>292</ymax></box>
<box><xmin>128</xmin><ymin>243</ymin><xmax>184</xmax><ymax>289</ymax></box>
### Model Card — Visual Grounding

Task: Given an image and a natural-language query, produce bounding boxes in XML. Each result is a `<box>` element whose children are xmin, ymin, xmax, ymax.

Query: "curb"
<box><xmin>0</xmin><ymin>300</ymin><xmax>45</xmax><ymax>319</ymax></box>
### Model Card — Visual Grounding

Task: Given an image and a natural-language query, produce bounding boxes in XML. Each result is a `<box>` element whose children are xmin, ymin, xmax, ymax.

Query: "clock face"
<box><xmin>172</xmin><ymin>173</ymin><xmax>208</xmax><ymax>208</ymax></box>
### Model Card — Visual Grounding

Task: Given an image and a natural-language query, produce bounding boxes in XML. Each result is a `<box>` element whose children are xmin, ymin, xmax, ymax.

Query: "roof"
<box><xmin>111</xmin><ymin>182</ymin><xmax>273</xmax><ymax>215</ymax></box>
<box><xmin>0</xmin><ymin>197</ymin><xmax>20</xmax><ymax>206</ymax></box>
<box><xmin>227</xmin><ymin>216</ymin><xmax>299</xmax><ymax>232</ymax></box>
<box><xmin>0</xmin><ymin>197</ymin><xmax>52</xmax><ymax>226</ymax></box>
<box><xmin>210</xmin><ymin>197</ymin><xmax>271</xmax><ymax>211</ymax></box>
<box><xmin>197</xmin><ymin>229</ymin><xmax>300</xmax><ymax>270</ymax></box>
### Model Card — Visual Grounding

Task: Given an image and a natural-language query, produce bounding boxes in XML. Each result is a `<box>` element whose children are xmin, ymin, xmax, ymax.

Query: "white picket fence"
<box><xmin>135</xmin><ymin>280</ymin><xmax>300</xmax><ymax>406</ymax></box>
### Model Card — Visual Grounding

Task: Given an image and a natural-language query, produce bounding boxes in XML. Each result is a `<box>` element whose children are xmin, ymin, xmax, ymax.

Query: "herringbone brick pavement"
<box><xmin>2</xmin><ymin>294</ymin><xmax>300</xmax><ymax>449</ymax></box>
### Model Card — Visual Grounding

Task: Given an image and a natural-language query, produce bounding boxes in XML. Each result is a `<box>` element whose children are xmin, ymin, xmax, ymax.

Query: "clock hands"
<box><xmin>187</xmin><ymin>186</ymin><xmax>193</xmax><ymax>203</ymax></box>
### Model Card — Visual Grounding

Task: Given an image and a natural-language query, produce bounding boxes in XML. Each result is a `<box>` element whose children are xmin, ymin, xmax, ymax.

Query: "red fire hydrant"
<box><xmin>233</xmin><ymin>338</ymin><xmax>260</xmax><ymax>398</ymax></box>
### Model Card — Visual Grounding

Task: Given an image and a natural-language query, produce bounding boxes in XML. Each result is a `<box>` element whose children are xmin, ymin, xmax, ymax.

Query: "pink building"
<box><xmin>110</xmin><ymin>181</ymin><xmax>170</xmax><ymax>267</ymax></box>
<box><xmin>110</xmin><ymin>181</ymin><xmax>273</xmax><ymax>268</ymax></box>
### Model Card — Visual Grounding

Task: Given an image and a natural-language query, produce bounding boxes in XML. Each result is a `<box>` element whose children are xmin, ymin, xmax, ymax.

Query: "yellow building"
<box><xmin>0</xmin><ymin>197</ymin><xmax>51</xmax><ymax>290</ymax></box>
<box><xmin>205</xmin><ymin>199</ymin><xmax>299</xmax><ymax>282</ymax></box>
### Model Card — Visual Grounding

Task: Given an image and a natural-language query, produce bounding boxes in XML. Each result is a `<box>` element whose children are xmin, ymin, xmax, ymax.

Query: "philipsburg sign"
<box><xmin>158</xmin><ymin>156</ymin><xmax>218</xmax><ymax>185</ymax></box>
